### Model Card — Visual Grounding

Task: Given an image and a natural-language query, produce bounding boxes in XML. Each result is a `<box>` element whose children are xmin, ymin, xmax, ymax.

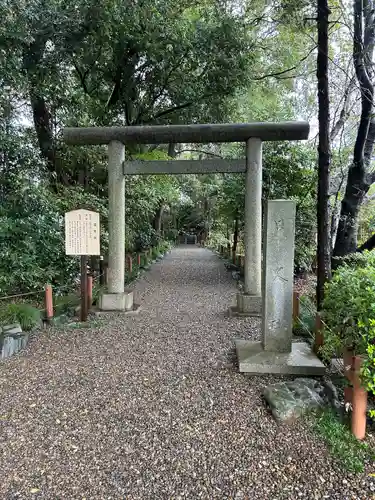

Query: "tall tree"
<box><xmin>316</xmin><ymin>0</ymin><xmax>331</xmax><ymax>308</ymax></box>
<box><xmin>333</xmin><ymin>0</ymin><xmax>375</xmax><ymax>259</ymax></box>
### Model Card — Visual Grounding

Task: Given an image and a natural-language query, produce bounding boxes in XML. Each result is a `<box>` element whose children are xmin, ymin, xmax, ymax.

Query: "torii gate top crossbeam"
<box><xmin>63</xmin><ymin>121</ymin><xmax>309</xmax><ymax>145</ymax></box>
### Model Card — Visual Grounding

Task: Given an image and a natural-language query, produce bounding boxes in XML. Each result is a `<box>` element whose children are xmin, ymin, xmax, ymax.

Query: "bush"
<box><xmin>322</xmin><ymin>251</ymin><xmax>375</xmax><ymax>413</ymax></box>
<box><xmin>133</xmin><ymin>227</ymin><xmax>160</xmax><ymax>252</ymax></box>
<box><xmin>54</xmin><ymin>293</ymin><xmax>80</xmax><ymax>316</ymax></box>
<box><xmin>322</xmin><ymin>251</ymin><xmax>375</xmax><ymax>358</ymax></box>
<box><xmin>0</xmin><ymin>303</ymin><xmax>41</xmax><ymax>331</ymax></box>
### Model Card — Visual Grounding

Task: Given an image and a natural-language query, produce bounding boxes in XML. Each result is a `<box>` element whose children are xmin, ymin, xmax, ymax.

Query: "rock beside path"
<box><xmin>264</xmin><ymin>377</ymin><xmax>327</xmax><ymax>422</ymax></box>
<box><xmin>1</xmin><ymin>323</ymin><xmax>28</xmax><ymax>359</ymax></box>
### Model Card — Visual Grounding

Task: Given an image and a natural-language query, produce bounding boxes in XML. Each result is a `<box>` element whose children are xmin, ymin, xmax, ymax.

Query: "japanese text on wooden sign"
<box><xmin>65</xmin><ymin>209</ymin><xmax>100</xmax><ymax>255</ymax></box>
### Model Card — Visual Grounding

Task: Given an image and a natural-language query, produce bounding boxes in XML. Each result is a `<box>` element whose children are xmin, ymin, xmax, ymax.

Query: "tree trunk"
<box><xmin>357</xmin><ymin>231</ymin><xmax>375</xmax><ymax>252</ymax></box>
<box><xmin>333</xmin><ymin>0</ymin><xmax>375</xmax><ymax>261</ymax></box>
<box><xmin>22</xmin><ymin>39</ymin><xmax>68</xmax><ymax>187</ymax></box>
<box><xmin>316</xmin><ymin>0</ymin><xmax>332</xmax><ymax>308</ymax></box>
<box><xmin>29</xmin><ymin>90</ymin><xmax>55</xmax><ymax>173</ymax></box>
<box><xmin>153</xmin><ymin>204</ymin><xmax>164</xmax><ymax>235</ymax></box>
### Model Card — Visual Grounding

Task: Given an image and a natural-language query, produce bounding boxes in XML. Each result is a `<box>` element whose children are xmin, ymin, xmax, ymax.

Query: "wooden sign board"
<box><xmin>65</xmin><ymin>209</ymin><xmax>100</xmax><ymax>256</ymax></box>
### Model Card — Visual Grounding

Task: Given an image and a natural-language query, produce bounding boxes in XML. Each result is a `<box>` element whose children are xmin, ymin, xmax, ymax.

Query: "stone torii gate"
<box><xmin>63</xmin><ymin>121</ymin><xmax>307</xmax><ymax>311</ymax></box>
<box><xmin>63</xmin><ymin>121</ymin><xmax>325</xmax><ymax>375</ymax></box>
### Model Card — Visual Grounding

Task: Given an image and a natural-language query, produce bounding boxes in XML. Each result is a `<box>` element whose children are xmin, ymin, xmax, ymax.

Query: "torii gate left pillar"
<box><xmin>99</xmin><ymin>141</ymin><xmax>134</xmax><ymax>311</ymax></box>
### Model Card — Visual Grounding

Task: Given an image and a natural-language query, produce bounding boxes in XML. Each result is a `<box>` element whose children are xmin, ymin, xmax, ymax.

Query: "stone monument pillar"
<box><xmin>234</xmin><ymin>200</ymin><xmax>325</xmax><ymax>375</ymax></box>
<box><xmin>262</xmin><ymin>200</ymin><xmax>295</xmax><ymax>352</ymax></box>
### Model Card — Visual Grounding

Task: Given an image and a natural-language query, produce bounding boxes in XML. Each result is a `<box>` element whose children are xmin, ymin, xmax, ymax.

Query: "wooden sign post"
<box><xmin>65</xmin><ymin>209</ymin><xmax>100</xmax><ymax>321</ymax></box>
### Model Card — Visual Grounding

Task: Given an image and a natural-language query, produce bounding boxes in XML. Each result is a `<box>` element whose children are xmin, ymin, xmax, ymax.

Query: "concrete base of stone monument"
<box><xmin>99</xmin><ymin>290</ymin><xmax>134</xmax><ymax>311</ymax></box>
<box><xmin>228</xmin><ymin>292</ymin><xmax>262</xmax><ymax>317</ymax></box>
<box><xmin>235</xmin><ymin>340</ymin><xmax>325</xmax><ymax>376</ymax></box>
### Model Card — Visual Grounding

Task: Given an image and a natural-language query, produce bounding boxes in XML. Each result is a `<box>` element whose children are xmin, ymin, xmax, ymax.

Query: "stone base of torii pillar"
<box><xmin>235</xmin><ymin>200</ymin><xmax>325</xmax><ymax>376</ymax></box>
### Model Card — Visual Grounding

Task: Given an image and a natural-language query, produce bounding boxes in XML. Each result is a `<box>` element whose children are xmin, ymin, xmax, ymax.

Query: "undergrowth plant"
<box><xmin>313</xmin><ymin>409</ymin><xmax>373</xmax><ymax>473</ymax></box>
<box><xmin>0</xmin><ymin>303</ymin><xmax>41</xmax><ymax>331</ymax></box>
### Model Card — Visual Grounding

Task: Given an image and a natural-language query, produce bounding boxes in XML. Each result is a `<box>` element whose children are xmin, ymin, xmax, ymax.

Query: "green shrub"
<box><xmin>54</xmin><ymin>293</ymin><xmax>80</xmax><ymax>316</ymax></box>
<box><xmin>158</xmin><ymin>240</ymin><xmax>171</xmax><ymax>254</ymax></box>
<box><xmin>0</xmin><ymin>303</ymin><xmax>41</xmax><ymax>331</ymax></box>
<box><xmin>322</xmin><ymin>251</ymin><xmax>375</xmax><ymax>416</ymax></box>
<box><xmin>322</xmin><ymin>251</ymin><xmax>375</xmax><ymax>358</ymax></box>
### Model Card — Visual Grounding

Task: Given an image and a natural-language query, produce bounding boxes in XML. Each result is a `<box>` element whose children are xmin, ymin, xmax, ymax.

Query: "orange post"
<box><xmin>127</xmin><ymin>255</ymin><xmax>133</xmax><ymax>274</ymax></box>
<box><xmin>87</xmin><ymin>275</ymin><xmax>93</xmax><ymax>310</ymax></box>
<box><xmin>344</xmin><ymin>386</ymin><xmax>353</xmax><ymax>405</ymax></box>
<box><xmin>293</xmin><ymin>291</ymin><xmax>300</xmax><ymax>322</ymax></box>
<box><xmin>45</xmin><ymin>284</ymin><xmax>53</xmax><ymax>322</ymax></box>
<box><xmin>351</xmin><ymin>356</ymin><xmax>367</xmax><ymax>440</ymax></box>
<box><xmin>313</xmin><ymin>312</ymin><xmax>324</xmax><ymax>355</ymax></box>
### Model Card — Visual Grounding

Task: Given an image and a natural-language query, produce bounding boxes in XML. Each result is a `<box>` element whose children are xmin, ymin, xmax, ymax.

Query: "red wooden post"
<box><xmin>80</xmin><ymin>256</ymin><xmax>88</xmax><ymax>322</ymax></box>
<box><xmin>344</xmin><ymin>386</ymin><xmax>353</xmax><ymax>405</ymax></box>
<box><xmin>99</xmin><ymin>256</ymin><xmax>104</xmax><ymax>285</ymax></box>
<box><xmin>352</xmin><ymin>356</ymin><xmax>367</xmax><ymax>440</ymax></box>
<box><xmin>127</xmin><ymin>255</ymin><xmax>133</xmax><ymax>274</ymax></box>
<box><xmin>293</xmin><ymin>291</ymin><xmax>300</xmax><ymax>322</ymax></box>
<box><xmin>45</xmin><ymin>284</ymin><xmax>53</xmax><ymax>322</ymax></box>
<box><xmin>87</xmin><ymin>275</ymin><xmax>93</xmax><ymax>310</ymax></box>
<box><xmin>313</xmin><ymin>312</ymin><xmax>324</xmax><ymax>355</ymax></box>
<box><xmin>137</xmin><ymin>254</ymin><xmax>141</xmax><ymax>266</ymax></box>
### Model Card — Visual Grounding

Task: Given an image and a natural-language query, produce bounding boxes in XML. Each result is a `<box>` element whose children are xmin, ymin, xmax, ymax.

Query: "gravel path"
<box><xmin>0</xmin><ymin>246</ymin><xmax>373</xmax><ymax>499</ymax></box>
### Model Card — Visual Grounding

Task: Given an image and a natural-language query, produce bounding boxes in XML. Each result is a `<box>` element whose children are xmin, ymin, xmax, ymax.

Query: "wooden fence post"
<box><xmin>45</xmin><ymin>284</ymin><xmax>53</xmax><ymax>323</ymax></box>
<box><xmin>232</xmin><ymin>249</ymin><xmax>237</xmax><ymax>264</ymax></box>
<box><xmin>127</xmin><ymin>255</ymin><xmax>133</xmax><ymax>274</ymax></box>
<box><xmin>80</xmin><ymin>255</ymin><xmax>88</xmax><ymax>322</ymax></box>
<box><xmin>293</xmin><ymin>290</ymin><xmax>300</xmax><ymax>322</ymax></box>
<box><xmin>87</xmin><ymin>275</ymin><xmax>93</xmax><ymax>310</ymax></box>
<box><xmin>314</xmin><ymin>312</ymin><xmax>324</xmax><ymax>355</ymax></box>
<box><xmin>99</xmin><ymin>256</ymin><xmax>104</xmax><ymax>285</ymax></box>
<box><xmin>137</xmin><ymin>254</ymin><xmax>141</xmax><ymax>266</ymax></box>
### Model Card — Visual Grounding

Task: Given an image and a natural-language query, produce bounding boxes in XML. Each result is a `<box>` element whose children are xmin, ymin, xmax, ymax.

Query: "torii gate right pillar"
<box><xmin>234</xmin><ymin>137</ymin><xmax>262</xmax><ymax>316</ymax></box>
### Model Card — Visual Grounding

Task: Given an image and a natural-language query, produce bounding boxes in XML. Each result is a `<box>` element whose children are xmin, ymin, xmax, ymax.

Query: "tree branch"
<box><xmin>73</xmin><ymin>61</ymin><xmax>90</xmax><ymax>95</ymax></box>
<box><xmin>177</xmin><ymin>149</ymin><xmax>223</xmax><ymax>158</ymax></box>
<box><xmin>251</xmin><ymin>45</ymin><xmax>317</xmax><ymax>81</ymax></box>
<box><xmin>330</xmin><ymin>76</ymin><xmax>356</xmax><ymax>141</ymax></box>
<box><xmin>147</xmin><ymin>94</ymin><xmax>213</xmax><ymax>122</ymax></box>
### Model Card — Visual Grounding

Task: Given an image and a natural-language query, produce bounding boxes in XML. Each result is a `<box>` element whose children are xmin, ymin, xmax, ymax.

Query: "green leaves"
<box><xmin>322</xmin><ymin>252</ymin><xmax>375</xmax><ymax>365</ymax></box>
<box><xmin>0</xmin><ymin>303</ymin><xmax>41</xmax><ymax>331</ymax></box>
